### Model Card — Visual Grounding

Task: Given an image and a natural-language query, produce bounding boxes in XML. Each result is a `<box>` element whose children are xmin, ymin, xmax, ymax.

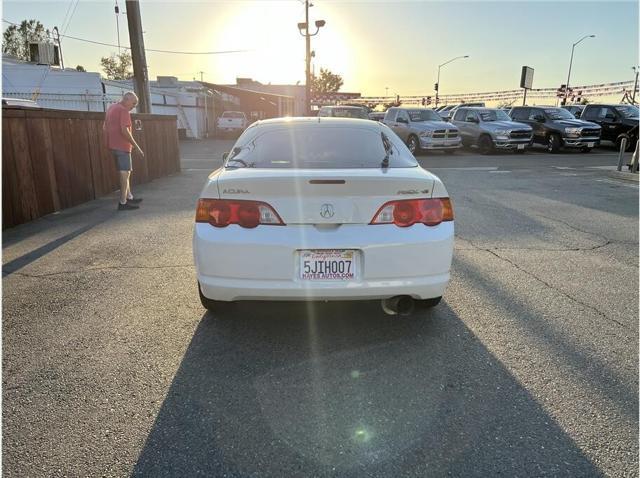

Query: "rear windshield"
<box><xmin>225</xmin><ymin>127</ymin><xmax>418</xmax><ymax>169</ymax></box>
<box><xmin>221</xmin><ymin>112</ymin><xmax>244</xmax><ymax>118</ymax></box>
<box><xmin>408</xmin><ymin>110</ymin><xmax>442</xmax><ymax>122</ymax></box>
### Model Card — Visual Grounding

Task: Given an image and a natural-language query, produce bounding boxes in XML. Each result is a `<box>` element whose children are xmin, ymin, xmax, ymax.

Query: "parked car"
<box><xmin>562</xmin><ymin>105</ymin><xmax>585</xmax><ymax>119</ymax></box>
<box><xmin>317</xmin><ymin>105</ymin><xmax>369</xmax><ymax>119</ymax></box>
<box><xmin>2</xmin><ymin>97</ymin><xmax>40</xmax><ymax>108</ymax></box>
<box><xmin>194</xmin><ymin>117</ymin><xmax>454</xmax><ymax>316</ymax></box>
<box><xmin>451</xmin><ymin>107</ymin><xmax>533</xmax><ymax>154</ymax></box>
<box><xmin>369</xmin><ymin>111</ymin><xmax>386</xmax><ymax>122</ymax></box>
<box><xmin>383</xmin><ymin>107</ymin><xmax>462</xmax><ymax>154</ymax></box>
<box><xmin>509</xmin><ymin>106</ymin><xmax>601</xmax><ymax>153</ymax></box>
<box><xmin>217</xmin><ymin>111</ymin><xmax>248</xmax><ymax>137</ymax></box>
<box><xmin>580</xmin><ymin>104</ymin><xmax>639</xmax><ymax>151</ymax></box>
<box><xmin>436</xmin><ymin>104</ymin><xmax>460</xmax><ymax>120</ymax></box>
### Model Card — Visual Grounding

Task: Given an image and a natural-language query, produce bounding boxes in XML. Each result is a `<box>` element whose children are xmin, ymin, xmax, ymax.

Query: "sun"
<box><xmin>209</xmin><ymin>1</ymin><xmax>352</xmax><ymax>87</ymax></box>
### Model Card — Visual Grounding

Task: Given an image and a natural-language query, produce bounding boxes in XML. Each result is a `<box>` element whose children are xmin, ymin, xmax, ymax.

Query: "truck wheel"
<box><xmin>478</xmin><ymin>135</ymin><xmax>494</xmax><ymax>155</ymax></box>
<box><xmin>616</xmin><ymin>135</ymin><xmax>636</xmax><ymax>152</ymax></box>
<box><xmin>546</xmin><ymin>133</ymin><xmax>561</xmax><ymax>153</ymax></box>
<box><xmin>407</xmin><ymin>135</ymin><xmax>420</xmax><ymax>155</ymax></box>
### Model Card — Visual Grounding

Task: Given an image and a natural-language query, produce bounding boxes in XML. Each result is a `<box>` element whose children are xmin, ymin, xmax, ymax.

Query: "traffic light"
<box><xmin>434</xmin><ymin>83</ymin><xmax>439</xmax><ymax>91</ymax></box>
<box><xmin>421</xmin><ymin>97</ymin><xmax>426</xmax><ymax>106</ymax></box>
<box><xmin>426</xmin><ymin>96</ymin><xmax>432</xmax><ymax>105</ymax></box>
<box><xmin>396</xmin><ymin>94</ymin><xmax>400</xmax><ymax>103</ymax></box>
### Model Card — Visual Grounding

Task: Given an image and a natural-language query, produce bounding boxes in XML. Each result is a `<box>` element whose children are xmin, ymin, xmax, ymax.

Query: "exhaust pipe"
<box><xmin>381</xmin><ymin>295</ymin><xmax>415</xmax><ymax>316</ymax></box>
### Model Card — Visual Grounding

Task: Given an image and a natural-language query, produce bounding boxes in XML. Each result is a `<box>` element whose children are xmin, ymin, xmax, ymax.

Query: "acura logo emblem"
<box><xmin>320</xmin><ymin>203</ymin><xmax>335</xmax><ymax>218</ymax></box>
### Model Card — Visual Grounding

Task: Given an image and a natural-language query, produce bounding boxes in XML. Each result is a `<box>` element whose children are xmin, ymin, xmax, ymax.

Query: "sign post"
<box><xmin>520</xmin><ymin>66</ymin><xmax>534</xmax><ymax>106</ymax></box>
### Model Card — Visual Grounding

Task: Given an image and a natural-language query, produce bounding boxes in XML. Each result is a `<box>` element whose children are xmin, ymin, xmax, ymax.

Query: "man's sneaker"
<box><xmin>118</xmin><ymin>202</ymin><xmax>139</xmax><ymax>211</ymax></box>
<box><xmin>127</xmin><ymin>197</ymin><xmax>143</xmax><ymax>204</ymax></box>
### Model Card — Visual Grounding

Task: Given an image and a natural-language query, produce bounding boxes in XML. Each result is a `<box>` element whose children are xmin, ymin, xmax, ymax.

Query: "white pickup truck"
<box><xmin>217</xmin><ymin>111</ymin><xmax>248</xmax><ymax>137</ymax></box>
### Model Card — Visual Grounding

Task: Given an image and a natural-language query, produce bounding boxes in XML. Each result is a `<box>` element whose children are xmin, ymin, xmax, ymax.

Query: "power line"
<box><xmin>2</xmin><ymin>19</ymin><xmax>251</xmax><ymax>55</ymax></box>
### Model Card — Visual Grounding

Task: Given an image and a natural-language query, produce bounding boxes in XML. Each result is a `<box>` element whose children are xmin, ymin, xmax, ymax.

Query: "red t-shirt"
<box><xmin>105</xmin><ymin>102</ymin><xmax>133</xmax><ymax>152</ymax></box>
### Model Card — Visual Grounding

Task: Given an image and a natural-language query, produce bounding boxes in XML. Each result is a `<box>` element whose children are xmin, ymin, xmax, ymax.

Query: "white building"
<box><xmin>2</xmin><ymin>56</ymin><xmax>213</xmax><ymax>139</ymax></box>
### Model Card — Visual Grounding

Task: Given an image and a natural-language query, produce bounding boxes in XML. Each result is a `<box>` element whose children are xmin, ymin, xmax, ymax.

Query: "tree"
<box><xmin>100</xmin><ymin>52</ymin><xmax>133</xmax><ymax>80</ymax></box>
<box><xmin>311</xmin><ymin>68</ymin><xmax>343</xmax><ymax>94</ymax></box>
<box><xmin>75</xmin><ymin>65</ymin><xmax>86</xmax><ymax>72</ymax></box>
<box><xmin>2</xmin><ymin>20</ymin><xmax>51</xmax><ymax>61</ymax></box>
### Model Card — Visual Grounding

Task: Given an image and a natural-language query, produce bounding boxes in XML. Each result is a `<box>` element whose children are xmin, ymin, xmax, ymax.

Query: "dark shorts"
<box><xmin>111</xmin><ymin>150</ymin><xmax>132</xmax><ymax>171</ymax></box>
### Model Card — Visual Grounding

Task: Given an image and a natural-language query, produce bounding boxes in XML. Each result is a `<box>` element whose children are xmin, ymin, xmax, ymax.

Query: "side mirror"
<box><xmin>605</xmin><ymin>114</ymin><xmax>617</xmax><ymax>122</ymax></box>
<box><xmin>222</xmin><ymin>152</ymin><xmax>229</xmax><ymax>160</ymax></box>
<box><xmin>466</xmin><ymin>117</ymin><xmax>479</xmax><ymax>123</ymax></box>
<box><xmin>535</xmin><ymin>115</ymin><xmax>545</xmax><ymax>123</ymax></box>
<box><xmin>397</xmin><ymin>117</ymin><xmax>408</xmax><ymax>124</ymax></box>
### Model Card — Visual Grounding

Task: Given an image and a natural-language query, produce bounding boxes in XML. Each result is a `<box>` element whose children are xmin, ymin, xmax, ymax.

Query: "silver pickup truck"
<box><xmin>383</xmin><ymin>107</ymin><xmax>462</xmax><ymax>154</ymax></box>
<box><xmin>451</xmin><ymin>107</ymin><xmax>533</xmax><ymax>154</ymax></box>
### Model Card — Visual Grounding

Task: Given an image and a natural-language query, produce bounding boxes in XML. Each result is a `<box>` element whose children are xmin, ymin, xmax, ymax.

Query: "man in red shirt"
<box><xmin>103</xmin><ymin>92</ymin><xmax>145</xmax><ymax>211</ymax></box>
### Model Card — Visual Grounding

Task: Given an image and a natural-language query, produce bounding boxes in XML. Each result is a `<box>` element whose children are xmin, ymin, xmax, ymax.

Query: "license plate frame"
<box><xmin>299</xmin><ymin>249</ymin><xmax>356</xmax><ymax>281</ymax></box>
<box><xmin>517</xmin><ymin>144</ymin><xmax>525</xmax><ymax>150</ymax></box>
<box><xmin>587</xmin><ymin>142</ymin><xmax>594</xmax><ymax>148</ymax></box>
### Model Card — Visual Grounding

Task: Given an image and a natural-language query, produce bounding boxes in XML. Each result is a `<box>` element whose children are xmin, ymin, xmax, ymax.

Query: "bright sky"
<box><xmin>3</xmin><ymin>0</ymin><xmax>639</xmax><ymax>96</ymax></box>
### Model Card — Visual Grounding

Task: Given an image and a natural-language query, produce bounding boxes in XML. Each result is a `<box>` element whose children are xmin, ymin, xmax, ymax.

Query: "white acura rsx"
<box><xmin>193</xmin><ymin>117</ymin><xmax>454</xmax><ymax>316</ymax></box>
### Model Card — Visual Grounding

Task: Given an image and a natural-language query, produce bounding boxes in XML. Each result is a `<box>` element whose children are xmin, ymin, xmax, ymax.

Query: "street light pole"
<box><xmin>298</xmin><ymin>1</ymin><xmax>325</xmax><ymax>116</ymax></box>
<box><xmin>632</xmin><ymin>66</ymin><xmax>639</xmax><ymax>104</ymax></box>
<box><xmin>564</xmin><ymin>34</ymin><xmax>595</xmax><ymax>105</ymax></box>
<box><xmin>435</xmin><ymin>55</ymin><xmax>469</xmax><ymax>108</ymax></box>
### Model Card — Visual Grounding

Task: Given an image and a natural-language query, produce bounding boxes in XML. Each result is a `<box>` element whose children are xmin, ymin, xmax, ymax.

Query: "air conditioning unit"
<box><xmin>28</xmin><ymin>42</ymin><xmax>60</xmax><ymax>66</ymax></box>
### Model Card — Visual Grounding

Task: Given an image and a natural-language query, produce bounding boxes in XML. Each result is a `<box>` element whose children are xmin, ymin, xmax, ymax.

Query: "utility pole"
<box><xmin>298</xmin><ymin>2</ymin><xmax>325</xmax><ymax>115</ymax></box>
<box><xmin>199</xmin><ymin>71</ymin><xmax>204</xmax><ymax>82</ymax></box>
<box><xmin>632</xmin><ymin>66</ymin><xmax>639</xmax><ymax>104</ymax></box>
<box><xmin>115</xmin><ymin>0</ymin><xmax>121</xmax><ymax>55</ymax></box>
<box><xmin>52</xmin><ymin>26</ymin><xmax>65</xmax><ymax>70</ymax></box>
<box><xmin>125</xmin><ymin>0</ymin><xmax>151</xmax><ymax>113</ymax></box>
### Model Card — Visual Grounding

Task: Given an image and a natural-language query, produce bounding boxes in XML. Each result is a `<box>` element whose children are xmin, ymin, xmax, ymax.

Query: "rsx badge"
<box><xmin>223</xmin><ymin>189</ymin><xmax>250</xmax><ymax>194</ymax></box>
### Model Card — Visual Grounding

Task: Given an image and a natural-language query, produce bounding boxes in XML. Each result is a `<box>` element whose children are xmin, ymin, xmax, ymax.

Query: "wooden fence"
<box><xmin>2</xmin><ymin>107</ymin><xmax>180</xmax><ymax>228</ymax></box>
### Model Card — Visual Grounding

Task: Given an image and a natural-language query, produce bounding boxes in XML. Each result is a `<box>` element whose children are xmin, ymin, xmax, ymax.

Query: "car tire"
<box><xmin>478</xmin><ymin>135</ymin><xmax>494</xmax><ymax>155</ymax></box>
<box><xmin>546</xmin><ymin>133</ymin><xmax>561</xmax><ymax>153</ymax></box>
<box><xmin>198</xmin><ymin>282</ymin><xmax>234</xmax><ymax>314</ymax></box>
<box><xmin>407</xmin><ymin>135</ymin><xmax>420</xmax><ymax>155</ymax></box>
<box><xmin>417</xmin><ymin>296</ymin><xmax>442</xmax><ymax>309</ymax></box>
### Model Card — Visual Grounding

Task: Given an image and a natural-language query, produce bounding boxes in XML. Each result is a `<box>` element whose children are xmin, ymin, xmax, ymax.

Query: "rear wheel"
<box><xmin>198</xmin><ymin>282</ymin><xmax>234</xmax><ymax>314</ymax></box>
<box><xmin>478</xmin><ymin>135</ymin><xmax>494</xmax><ymax>155</ymax></box>
<box><xmin>546</xmin><ymin>133</ymin><xmax>561</xmax><ymax>153</ymax></box>
<box><xmin>417</xmin><ymin>296</ymin><xmax>442</xmax><ymax>309</ymax></box>
<box><xmin>407</xmin><ymin>135</ymin><xmax>420</xmax><ymax>155</ymax></box>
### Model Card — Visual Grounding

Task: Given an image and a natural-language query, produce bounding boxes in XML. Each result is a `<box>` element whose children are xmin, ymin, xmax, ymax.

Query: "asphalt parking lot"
<box><xmin>3</xmin><ymin>139</ymin><xmax>638</xmax><ymax>477</ymax></box>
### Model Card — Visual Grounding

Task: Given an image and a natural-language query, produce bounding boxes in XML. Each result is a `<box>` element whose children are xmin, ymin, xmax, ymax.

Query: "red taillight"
<box><xmin>370</xmin><ymin>198</ymin><xmax>454</xmax><ymax>227</ymax></box>
<box><xmin>196</xmin><ymin>199</ymin><xmax>285</xmax><ymax>228</ymax></box>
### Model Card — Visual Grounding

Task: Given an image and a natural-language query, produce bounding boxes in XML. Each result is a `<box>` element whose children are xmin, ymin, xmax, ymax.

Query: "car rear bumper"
<box><xmin>194</xmin><ymin>222</ymin><xmax>454</xmax><ymax>302</ymax></box>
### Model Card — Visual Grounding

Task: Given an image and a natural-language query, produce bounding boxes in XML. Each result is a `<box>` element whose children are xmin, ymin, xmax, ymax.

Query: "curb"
<box><xmin>608</xmin><ymin>171</ymin><xmax>639</xmax><ymax>182</ymax></box>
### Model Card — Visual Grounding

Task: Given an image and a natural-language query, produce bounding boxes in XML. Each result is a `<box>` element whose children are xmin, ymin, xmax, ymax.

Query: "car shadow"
<box><xmin>131</xmin><ymin>301</ymin><xmax>600</xmax><ymax>477</ymax></box>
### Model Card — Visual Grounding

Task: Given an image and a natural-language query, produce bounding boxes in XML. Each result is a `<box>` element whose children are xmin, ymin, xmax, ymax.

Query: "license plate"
<box><xmin>300</xmin><ymin>250</ymin><xmax>356</xmax><ymax>281</ymax></box>
<box><xmin>517</xmin><ymin>144</ymin><xmax>525</xmax><ymax>150</ymax></box>
<box><xmin>587</xmin><ymin>142</ymin><xmax>594</xmax><ymax>148</ymax></box>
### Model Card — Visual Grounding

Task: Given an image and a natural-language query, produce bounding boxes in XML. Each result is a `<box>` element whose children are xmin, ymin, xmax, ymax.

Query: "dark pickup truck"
<box><xmin>580</xmin><ymin>104</ymin><xmax>639</xmax><ymax>151</ymax></box>
<box><xmin>509</xmin><ymin>106</ymin><xmax>601</xmax><ymax>153</ymax></box>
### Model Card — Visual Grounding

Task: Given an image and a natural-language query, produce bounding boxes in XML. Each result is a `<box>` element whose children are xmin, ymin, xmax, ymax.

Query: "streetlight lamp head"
<box><xmin>464</xmin><ymin>55</ymin><xmax>470</xmax><ymax>58</ymax></box>
<box><xmin>315</xmin><ymin>20</ymin><xmax>326</xmax><ymax>28</ymax></box>
<box><xmin>589</xmin><ymin>34</ymin><xmax>595</xmax><ymax>38</ymax></box>
<box><xmin>297</xmin><ymin>22</ymin><xmax>307</xmax><ymax>31</ymax></box>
